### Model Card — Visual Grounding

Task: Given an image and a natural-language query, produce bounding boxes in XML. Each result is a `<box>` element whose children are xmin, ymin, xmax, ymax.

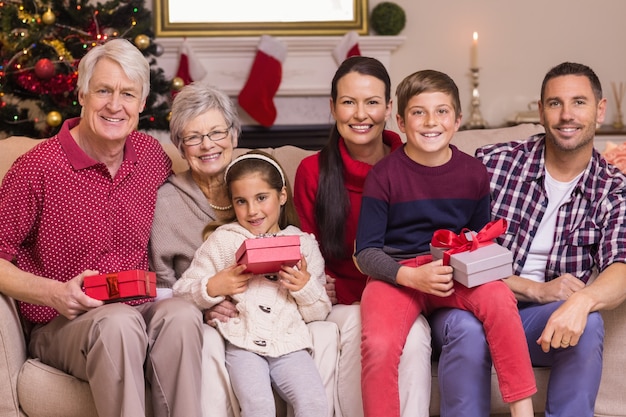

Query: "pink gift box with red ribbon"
<box><xmin>430</xmin><ymin>219</ymin><xmax>513</xmax><ymax>288</ymax></box>
<box><xmin>236</xmin><ymin>235</ymin><xmax>301</xmax><ymax>275</ymax></box>
<box><xmin>84</xmin><ymin>270</ymin><xmax>156</xmax><ymax>302</ymax></box>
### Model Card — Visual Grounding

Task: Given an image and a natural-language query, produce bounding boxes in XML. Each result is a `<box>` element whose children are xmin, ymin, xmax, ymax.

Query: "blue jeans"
<box><xmin>430</xmin><ymin>301</ymin><xmax>604</xmax><ymax>417</ymax></box>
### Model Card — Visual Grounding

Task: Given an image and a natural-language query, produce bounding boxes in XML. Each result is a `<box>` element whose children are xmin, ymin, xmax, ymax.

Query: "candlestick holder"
<box><xmin>464</xmin><ymin>67</ymin><xmax>488</xmax><ymax>129</ymax></box>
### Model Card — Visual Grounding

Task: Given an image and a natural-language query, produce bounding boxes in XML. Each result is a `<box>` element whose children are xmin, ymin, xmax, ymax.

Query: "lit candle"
<box><xmin>471</xmin><ymin>32</ymin><xmax>478</xmax><ymax>68</ymax></box>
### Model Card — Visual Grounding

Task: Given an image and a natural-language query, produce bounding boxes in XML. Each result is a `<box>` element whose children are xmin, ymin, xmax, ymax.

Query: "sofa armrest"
<box><xmin>596</xmin><ymin>301</ymin><xmax>626</xmax><ymax>416</ymax></box>
<box><xmin>0</xmin><ymin>293</ymin><xmax>28</xmax><ymax>416</ymax></box>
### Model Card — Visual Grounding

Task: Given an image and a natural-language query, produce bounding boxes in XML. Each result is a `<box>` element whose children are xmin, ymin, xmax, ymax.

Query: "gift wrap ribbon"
<box><xmin>430</xmin><ymin>219</ymin><xmax>507</xmax><ymax>265</ymax></box>
<box><xmin>105</xmin><ymin>271</ymin><xmax>152</xmax><ymax>299</ymax></box>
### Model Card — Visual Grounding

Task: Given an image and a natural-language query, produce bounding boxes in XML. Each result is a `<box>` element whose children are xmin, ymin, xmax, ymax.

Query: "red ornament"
<box><xmin>34</xmin><ymin>59</ymin><xmax>55</xmax><ymax>80</ymax></box>
<box><xmin>16</xmin><ymin>70</ymin><xmax>78</xmax><ymax>95</ymax></box>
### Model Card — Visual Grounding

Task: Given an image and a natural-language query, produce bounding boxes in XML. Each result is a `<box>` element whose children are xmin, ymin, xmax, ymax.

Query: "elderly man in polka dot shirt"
<box><xmin>0</xmin><ymin>39</ymin><xmax>203</xmax><ymax>417</ymax></box>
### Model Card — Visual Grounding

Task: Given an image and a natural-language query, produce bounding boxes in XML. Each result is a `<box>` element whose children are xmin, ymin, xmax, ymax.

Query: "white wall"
<box><xmin>374</xmin><ymin>0</ymin><xmax>626</xmax><ymax>128</ymax></box>
<box><xmin>148</xmin><ymin>0</ymin><xmax>626</xmax><ymax>129</ymax></box>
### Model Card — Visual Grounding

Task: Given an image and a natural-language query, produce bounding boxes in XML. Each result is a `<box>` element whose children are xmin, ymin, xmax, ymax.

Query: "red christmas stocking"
<box><xmin>238</xmin><ymin>35</ymin><xmax>287</xmax><ymax>127</ymax></box>
<box><xmin>333</xmin><ymin>31</ymin><xmax>361</xmax><ymax>65</ymax></box>
<box><xmin>175</xmin><ymin>47</ymin><xmax>193</xmax><ymax>86</ymax></box>
<box><xmin>172</xmin><ymin>39</ymin><xmax>207</xmax><ymax>96</ymax></box>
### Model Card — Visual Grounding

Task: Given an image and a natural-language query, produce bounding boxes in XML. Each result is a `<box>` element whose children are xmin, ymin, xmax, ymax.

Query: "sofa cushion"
<box><xmin>0</xmin><ymin>294</ymin><xmax>27</xmax><ymax>417</ymax></box>
<box><xmin>596</xmin><ymin>302</ymin><xmax>626</xmax><ymax>417</ymax></box>
<box><xmin>451</xmin><ymin>123</ymin><xmax>545</xmax><ymax>156</ymax></box>
<box><xmin>18</xmin><ymin>359</ymin><xmax>97</xmax><ymax>417</ymax></box>
<box><xmin>161</xmin><ymin>143</ymin><xmax>317</xmax><ymax>190</ymax></box>
<box><xmin>0</xmin><ymin>136</ymin><xmax>41</xmax><ymax>180</ymax></box>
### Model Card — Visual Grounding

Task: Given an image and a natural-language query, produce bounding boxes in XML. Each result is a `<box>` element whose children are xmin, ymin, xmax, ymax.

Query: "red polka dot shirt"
<box><xmin>0</xmin><ymin>118</ymin><xmax>172</xmax><ymax>323</ymax></box>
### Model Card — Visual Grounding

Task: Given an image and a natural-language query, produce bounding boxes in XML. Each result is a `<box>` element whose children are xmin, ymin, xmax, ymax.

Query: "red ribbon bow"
<box><xmin>430</xmin><ymin>219</ymin><xmax>507</xmax><ymax>265</ymax></box>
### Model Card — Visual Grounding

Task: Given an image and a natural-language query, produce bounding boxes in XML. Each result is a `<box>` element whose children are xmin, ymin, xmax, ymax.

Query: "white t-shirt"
<box><xmin>521</xmin><ymin>169</ymin><xmax>582</xmax><ymax>282</ymax></box>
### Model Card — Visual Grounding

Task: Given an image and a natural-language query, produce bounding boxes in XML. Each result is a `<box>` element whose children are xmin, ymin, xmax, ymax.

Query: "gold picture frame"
<box><xmin>154</xmin><ymin>0</ymin><xmax>369</xmax><ymax>37</ymax></box>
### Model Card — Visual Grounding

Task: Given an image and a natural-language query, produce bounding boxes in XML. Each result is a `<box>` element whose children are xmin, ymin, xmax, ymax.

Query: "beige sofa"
<box><xmin>0</xmin><ymin>123</ymin><xmax>624</xmax><ymax>417</ymax></box>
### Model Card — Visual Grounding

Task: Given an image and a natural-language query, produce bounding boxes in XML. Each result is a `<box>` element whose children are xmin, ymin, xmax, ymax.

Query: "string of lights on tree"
<box><xmin>0</xmin><ymin>0</ymin><xmax>180</xmax><ymax>139</ymax></box>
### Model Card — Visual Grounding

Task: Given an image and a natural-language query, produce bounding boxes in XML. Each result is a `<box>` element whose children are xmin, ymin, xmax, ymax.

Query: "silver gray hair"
<box><xmin>76</xmin><ymin>38</ymin><xmax>150</xmax><ymax>103</ymax></box>
<box><xmin>169</xmin><ymin>82</ymin><xmax>241</xmax><ymax>149</ymax></box>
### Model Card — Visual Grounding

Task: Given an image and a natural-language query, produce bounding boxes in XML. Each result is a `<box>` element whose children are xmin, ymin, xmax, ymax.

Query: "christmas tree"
<box><xmin>0</xmin><ymin>0</ymin><xmax>173</xmax><ymax>139</ymax></box>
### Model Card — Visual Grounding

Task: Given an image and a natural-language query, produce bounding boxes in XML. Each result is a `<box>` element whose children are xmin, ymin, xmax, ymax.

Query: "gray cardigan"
<box><xmin>149</xmin><ymin>169</ymin><xmax>217</xmax><ymax>288</ymax></box>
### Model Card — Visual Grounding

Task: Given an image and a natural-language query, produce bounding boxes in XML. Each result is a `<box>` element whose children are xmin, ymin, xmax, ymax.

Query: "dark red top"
<box><xmin>0</xmin><ymin>118</ymin><xmax>171</xmax><ymax>323</ymax></box>
<box><xmin>294</xmin><ymin>130</ymin><xmax>403</xmax><ymax>304</ymax></box>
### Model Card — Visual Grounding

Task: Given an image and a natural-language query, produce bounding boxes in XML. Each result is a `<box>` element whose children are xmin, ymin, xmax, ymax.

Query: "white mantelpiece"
<box><xmin>153</xmin><ymin>36</ymin><xmax>405</xmax><ymax>126</ymax></box>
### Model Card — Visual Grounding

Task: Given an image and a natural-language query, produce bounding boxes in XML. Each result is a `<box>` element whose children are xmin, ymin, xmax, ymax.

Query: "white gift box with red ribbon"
<box><xmin>430</xmin><ymin>242</ymin><xmax>513</xmax><ymax>287</ymax></box>
<box><xmin>429</xmin><ymin>219</ymin><xmax>513</xmax><ymax>288</ymax></box>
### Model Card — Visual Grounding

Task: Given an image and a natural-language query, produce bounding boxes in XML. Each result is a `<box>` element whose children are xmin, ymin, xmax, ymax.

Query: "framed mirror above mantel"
<box><xmin>154</xmin><ymin>0</ymin><xmax>369</xmax><ymax>37</ymax></box>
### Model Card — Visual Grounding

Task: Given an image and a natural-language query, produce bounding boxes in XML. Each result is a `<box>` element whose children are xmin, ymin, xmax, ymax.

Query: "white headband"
<box><xmin>224</xmin><ymin>153</ymin><xmax>286</xmax><ymax>186</ymax></box>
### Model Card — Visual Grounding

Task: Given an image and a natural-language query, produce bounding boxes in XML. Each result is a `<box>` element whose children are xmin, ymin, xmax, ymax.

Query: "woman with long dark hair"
<box><xmin>294</xmin><ymin>56</ymin><xmax>432</xmax><ymax>417</ymax></box>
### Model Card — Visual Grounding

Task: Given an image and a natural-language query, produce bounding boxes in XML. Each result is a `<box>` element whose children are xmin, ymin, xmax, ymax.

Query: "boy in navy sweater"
<box><xmin>355</xmin><ymin>70</ymin><xmax>536</xmax><ymax>417</ymax></box>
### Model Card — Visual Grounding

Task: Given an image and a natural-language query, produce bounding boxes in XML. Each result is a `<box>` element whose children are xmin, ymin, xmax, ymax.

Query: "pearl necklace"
<box><xmin>209</xmin><ymin>202</ymin><xmax>233</xmax><ymax>211</ymax></box>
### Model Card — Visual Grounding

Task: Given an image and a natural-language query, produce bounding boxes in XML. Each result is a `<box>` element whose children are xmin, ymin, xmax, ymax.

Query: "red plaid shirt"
<box><xmin>476</xmin><ymin>134</ymin><xmax>626</xmax><ymax>283</ymax></box>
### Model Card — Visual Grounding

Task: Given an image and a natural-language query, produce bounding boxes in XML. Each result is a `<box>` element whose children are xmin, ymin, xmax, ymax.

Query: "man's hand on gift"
<box><xmin>204</xmin><ymin>298</ymin><xmax>239</xmax><ymax>325</ymax></box>
<box><xmin>279</xmin><ymin>256</ymin><xmax>310</xmax><ymax>292</ymax></box>
<box><xmin>206</xmin><ymin>264</ymin><xmax>253</xmax><ymax>298</ymax></box>
<box><xmin>397</xmin><ymin>259</ymin><xmax>455</xmax><ymax>297</ymax></box>
<box><xmin>55</xmin><ymin>270</ymin><xmax>105</xmax><ymax>320</ymax></box>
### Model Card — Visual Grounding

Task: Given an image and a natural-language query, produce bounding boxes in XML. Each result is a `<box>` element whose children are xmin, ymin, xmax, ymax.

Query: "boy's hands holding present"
<box><xmin>397</xmin><ymin>259</ymin><xmax>455</xmax><ymax>297</ymax></box>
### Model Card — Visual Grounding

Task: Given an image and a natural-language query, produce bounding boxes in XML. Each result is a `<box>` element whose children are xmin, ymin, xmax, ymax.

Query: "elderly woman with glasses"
<box><xmin>150</xmin><ymin>82</ymin><xmax>240</xmax><ymax>291</ymax></box>
<box><xmin>149</xmin><ymin>82</ymin><xmax>339</xmax><ymax>417</ymax></box>
<box><xmin>149</xmin><ymin>82</ymin><xmax>242</xmax><ymax>417</ymax></box>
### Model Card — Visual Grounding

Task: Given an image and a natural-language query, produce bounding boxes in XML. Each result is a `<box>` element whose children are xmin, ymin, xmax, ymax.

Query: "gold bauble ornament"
<box><xmin>46</xmin><ymin>111</ymin><xmax>62</xmax><ymax>127</ymax></box>
<box><xmin>171</xmin><ymin>77</ymin><xmax>185</xmax><ymax>91</ymax></box>
<box><xmin>42</xmin><ymin>9</ymin><xmax>56</xmax><ymax>25</ymax></box>
<box><xmin>134</xmin><ymin>34</ymin><xmax>150</xmax><ymax>50</ymax></box>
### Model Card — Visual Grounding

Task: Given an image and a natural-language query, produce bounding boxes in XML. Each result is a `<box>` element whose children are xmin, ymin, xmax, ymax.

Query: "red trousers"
<box><xmin>360</xmin><ymin>256</ymin><xmax>537</xmax><ymax>417</ymax></box>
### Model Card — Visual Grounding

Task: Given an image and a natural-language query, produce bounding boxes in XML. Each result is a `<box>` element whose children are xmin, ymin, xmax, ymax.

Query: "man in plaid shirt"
<box><xmin>428</xmin><ymin>62</ymin><xmax>626</xmax><ymax>417</ymax></box>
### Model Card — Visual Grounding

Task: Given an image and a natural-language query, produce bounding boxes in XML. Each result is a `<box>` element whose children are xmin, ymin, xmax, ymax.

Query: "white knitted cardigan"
<box><xmin>174</xmin><ymin>222</ymin><xmax>331</xmax><ymax>357</ymax></box>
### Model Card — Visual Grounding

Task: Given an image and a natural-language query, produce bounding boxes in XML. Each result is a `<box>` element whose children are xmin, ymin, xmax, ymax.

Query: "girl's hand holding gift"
<box><xmin>206</xmin><ymin>264</ymin><xmax>253</xmax><ymax>297</ymax></box>
<box><xmin>279</xmin><ymin>255</ymin><xmax>311</xmax><ymax>292</ymax></box>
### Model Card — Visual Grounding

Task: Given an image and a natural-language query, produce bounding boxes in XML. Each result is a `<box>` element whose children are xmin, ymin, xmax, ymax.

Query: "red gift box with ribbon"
<box><xmin>84</xmin><ymin>270</ymin><xmax>156</xmax><ymax>302</ymax></box>
<box><xmin>236</xmin><ymin>235</ymin><xmax>301</xmax><ymax>275</ymax></box>
<box><xmin>429</xmin><ymin>219</ymin><xmax>513</xmax><ymax>287</ymax></box>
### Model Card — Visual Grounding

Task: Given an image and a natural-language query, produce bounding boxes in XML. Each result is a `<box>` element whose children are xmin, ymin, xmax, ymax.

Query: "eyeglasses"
<box><xmin>181</xmin><ymin>125</ymin><xmax>232</xmax><ymax>146</ymax></box>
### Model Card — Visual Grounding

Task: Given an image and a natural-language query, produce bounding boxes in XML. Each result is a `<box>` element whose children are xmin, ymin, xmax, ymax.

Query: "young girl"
<box><xmin>173</xmin><ymin>151</ymin><xmax>331</xmax><ymax>417</ymax></box>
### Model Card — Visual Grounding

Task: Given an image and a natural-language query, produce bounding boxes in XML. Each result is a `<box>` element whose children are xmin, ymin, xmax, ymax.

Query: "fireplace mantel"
<box><xmin>153</xmin><ymin>35</ymin><xmax>405</xmax><ymax>127</ymax></box>
<box><xmin>154</xmin><ymin>36</ymin><xmax>405</xmax><ymax>96</ymax></box>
